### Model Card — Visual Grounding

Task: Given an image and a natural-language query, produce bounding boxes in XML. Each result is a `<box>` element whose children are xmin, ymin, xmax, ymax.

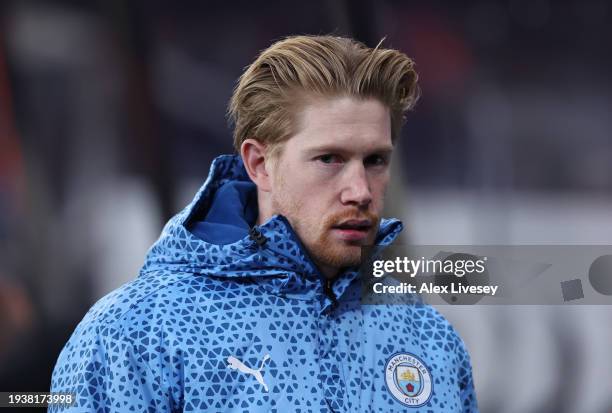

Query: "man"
<box><xmin>50</xmin><ymin>35</ymin><xmax>478</xmax><ymax>412</ymax></box>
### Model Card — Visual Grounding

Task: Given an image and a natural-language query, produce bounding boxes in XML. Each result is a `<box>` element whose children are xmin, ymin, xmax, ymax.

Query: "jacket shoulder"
<box><xmin>78</xmin><ymin>271</ymin><xmax>194</xmax><ymax>326</ymax></box>
<box><xmin>50</xmin><ymin>271</ymin><xmax>229</xmax><ymax>411</ymax></box>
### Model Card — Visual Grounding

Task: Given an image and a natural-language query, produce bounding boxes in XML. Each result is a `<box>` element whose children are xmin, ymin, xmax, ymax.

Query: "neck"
<box><xmin>255</xmin><ymin>189</ymin><xmax>274</xmax><ymax>226</ymax></box>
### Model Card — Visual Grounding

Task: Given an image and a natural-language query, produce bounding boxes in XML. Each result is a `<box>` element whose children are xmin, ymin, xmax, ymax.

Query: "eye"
<box><xmin>317</xmin><ymin>154</ymin><xmax>343</xmax><ymax>164</ymax></box>
<box><xmin>364</xmin><ymin>154</ymin><xmax>389</xmax><ymax>167</ymax></box>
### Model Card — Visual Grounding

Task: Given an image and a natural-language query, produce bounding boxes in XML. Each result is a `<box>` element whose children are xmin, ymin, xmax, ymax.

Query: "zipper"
<box><xmin>323</xmin><ymin>278</ymin><xmax>338</xmax><ymax>310</ymax></box>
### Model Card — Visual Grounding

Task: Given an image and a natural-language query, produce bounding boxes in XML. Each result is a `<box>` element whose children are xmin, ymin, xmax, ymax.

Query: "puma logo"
<box><xmin>226</xmin><ymin>353</ymin><xmax>271</xmax><ymax>392</ymax></box>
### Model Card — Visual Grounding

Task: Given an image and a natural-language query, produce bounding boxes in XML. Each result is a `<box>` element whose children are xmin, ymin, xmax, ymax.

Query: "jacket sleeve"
<box><xmin>49</xmin><ymin>316</ymin><xmax>173</xmax><ymax>413</ymax></box>
<box><xmin>458</xmin><ymin>339</ymin><xmax>479</xmax><ymax>413</ymax></box>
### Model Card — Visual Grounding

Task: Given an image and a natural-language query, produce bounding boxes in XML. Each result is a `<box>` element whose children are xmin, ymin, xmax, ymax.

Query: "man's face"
<box><xmin>269</xmin><ymin>96</ymin><xmax>393</xmax><ymax>275</ymax></box>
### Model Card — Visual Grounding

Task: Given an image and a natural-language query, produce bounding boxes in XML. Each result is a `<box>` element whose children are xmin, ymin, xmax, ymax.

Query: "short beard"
<box><xmin>309</xmin><ymin>210</ymin><xmax>380</xmax><ymax>269</ymax></box>
<box><xmin>271</xmin><ymin>186</ymin><xmax>380</xmax><ymax>271</ymax></box>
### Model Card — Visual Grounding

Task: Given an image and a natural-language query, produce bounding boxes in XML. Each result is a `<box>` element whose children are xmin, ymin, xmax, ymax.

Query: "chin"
<box><xmin>316</xmin><ymin>244</ymin><xmax>363</xmax><ymax>269</ymax></box>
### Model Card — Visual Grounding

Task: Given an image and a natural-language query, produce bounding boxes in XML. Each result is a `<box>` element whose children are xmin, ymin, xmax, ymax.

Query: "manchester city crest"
<box><xmin>384</xmin><ymin>353</ymin><xmax>433</xmax><ymax>407</ymax></box>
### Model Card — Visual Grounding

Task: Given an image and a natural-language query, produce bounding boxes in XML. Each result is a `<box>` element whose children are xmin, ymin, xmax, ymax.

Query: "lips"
<box><xmin>331</xmin><ymin>219</ymin><xmax>373</xmax><ymax>242</ymax></box>
<box><xmin>332</xmin><ymin>219</ymin><xmax>372</xmax><ymax>231</ymax></box>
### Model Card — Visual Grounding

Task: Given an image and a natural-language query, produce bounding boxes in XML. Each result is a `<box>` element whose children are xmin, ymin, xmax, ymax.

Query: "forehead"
<box><xmin>287</xmin><ymin>95</ymin><xmax>392</xmax><ymax>153</ymax></box>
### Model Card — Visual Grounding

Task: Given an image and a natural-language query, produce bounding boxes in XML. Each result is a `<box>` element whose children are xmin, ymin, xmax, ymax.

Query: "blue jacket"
<box><xmin>50</xmin><ymin>155</ymin><xmax>478</xmax><ymax>412</ymax></box>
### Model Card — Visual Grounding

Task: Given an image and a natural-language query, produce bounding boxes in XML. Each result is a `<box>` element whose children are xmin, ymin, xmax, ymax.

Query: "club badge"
<box><xmin>384</xmin><ymin>352</ymin><xmax>433</xmax><ymax>407</ymax></box>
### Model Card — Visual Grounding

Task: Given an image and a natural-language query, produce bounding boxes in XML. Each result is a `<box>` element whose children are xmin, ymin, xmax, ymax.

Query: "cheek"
<box><xmin>284</xmin><ymin>168</ymin><xmax>339</xmax><ymax>200</ymax></box>
<box><xmin>373</xmin><ymin>173</ymin><xmax>389</xmax><ymax>190</ymax></box>
<box><xmin>371</xmin><ymin>174</ymin><xmax>390</xmax><ymax>206</ymax></box>
<box><xmin>274</xmin><ymin>177</ymin><xmax>313</xmax><ymax>212</ymax></box>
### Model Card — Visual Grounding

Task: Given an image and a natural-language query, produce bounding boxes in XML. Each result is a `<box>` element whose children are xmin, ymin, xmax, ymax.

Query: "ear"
<box><xmin>241</xmin><ymin>139</ymin><xmax>273</xmax><ymax>192</ymax></box>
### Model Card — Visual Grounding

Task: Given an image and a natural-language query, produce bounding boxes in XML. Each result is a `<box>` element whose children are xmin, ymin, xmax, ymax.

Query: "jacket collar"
<box><xmin>141</xmin><ymin>154</ymin><xmax>403</xmax><ymax>312</ymax></box>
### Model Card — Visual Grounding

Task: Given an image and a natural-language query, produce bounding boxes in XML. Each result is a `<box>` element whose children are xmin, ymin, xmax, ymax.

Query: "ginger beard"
<box><xmin>271</xmin><ymin>171</ymin><xmax>381</xmax><ymax>270</ymax></box>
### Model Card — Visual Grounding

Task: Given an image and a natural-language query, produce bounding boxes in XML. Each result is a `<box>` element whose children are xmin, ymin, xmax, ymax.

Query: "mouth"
<box><xmin>331</xmin><ymin>219</ymin><xmax>373</xmax><ymax>241</ymax></box>
<box><xmin>333</xmin><ymin>219</ymin><xmax>372</xmax><ymax>230</ymax></box>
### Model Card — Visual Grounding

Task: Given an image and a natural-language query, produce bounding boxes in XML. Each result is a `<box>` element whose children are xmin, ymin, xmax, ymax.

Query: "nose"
<box><xmin>340</xmin><ymin>161</ymin><xmax>372</xmax><ymax>207</ymax></box>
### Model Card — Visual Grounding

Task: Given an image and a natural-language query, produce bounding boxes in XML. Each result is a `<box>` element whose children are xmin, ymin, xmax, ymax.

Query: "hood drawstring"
<box><xmin>248</xmin><ymin>227</ymin><xmax>267</xmax><ymax>247</ymax></box>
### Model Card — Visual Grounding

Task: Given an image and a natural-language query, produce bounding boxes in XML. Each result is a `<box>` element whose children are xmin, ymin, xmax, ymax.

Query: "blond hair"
<box><xmin>228</xmin><ymin>35</ymin><xmax>420</xmax><ymax>154</ymax></box>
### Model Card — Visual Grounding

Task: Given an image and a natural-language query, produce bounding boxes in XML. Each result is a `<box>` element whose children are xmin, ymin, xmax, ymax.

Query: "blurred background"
<box><xmin>1</xmin><ymin>0</ymin><xmax>611</xmax><ymax>411</ymax></box>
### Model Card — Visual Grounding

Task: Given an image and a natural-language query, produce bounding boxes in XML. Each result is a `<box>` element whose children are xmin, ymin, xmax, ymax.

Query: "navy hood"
<box><xmin>189</xmin><ymin>179</ymin><xmax>259</xmax><ymax>245</ymax></box>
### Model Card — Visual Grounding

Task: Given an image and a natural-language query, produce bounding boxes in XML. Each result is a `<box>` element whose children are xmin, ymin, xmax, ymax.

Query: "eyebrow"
<box><xmin>303</xmin><ymin>144</ymin><xmax>394</xmax><ymax>157</ymax></box>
